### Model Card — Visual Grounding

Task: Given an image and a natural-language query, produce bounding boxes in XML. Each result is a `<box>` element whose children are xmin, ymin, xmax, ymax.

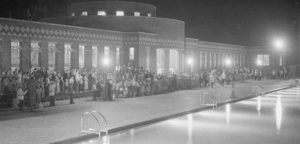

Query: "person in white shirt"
<box><xmin>17</xmin><ymin>85</ymin><xmax>27</xmax><ymax>111</ymax></box>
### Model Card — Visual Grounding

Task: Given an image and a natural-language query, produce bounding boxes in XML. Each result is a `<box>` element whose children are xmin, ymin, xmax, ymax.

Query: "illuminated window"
<box><xmin>31</xmin><ymin>41</ymin><xmax>40</xmax><ymax>67</ymax></box>
<box><xmin>169</xmin><ymin>49</ymin><xmax>179</xmax><ymax>73</ymax></box>
<box><xmin>97</xmin><ymin>11</ymin><xmax>106</xmax><ymax>16</ymax></box>
<box><xmin>116</xmin><ymin>11</ymin><xmax>124</xmax><ymax>16</ymax></box>
<box><xmin>81</xmin><ymin>11</ymin><xmax>88</xmax><ymax>16</ymax></box>
<box><xmin>116</xmin><ymin>47</ymin><xmax>120</xmax><ymax>66</ymax></box>
<box><xmin>257</xmin><ymin>54</ymin><xmax>269</xmax><ymax>66</ymax></box>
<box><xmin>147</xmin><ymin>13</ymin><xmax>152</xmax><ymax>17</ymax></box>
<box><xmin>104</xmin><ymin>46</ymin><xmax>110</xmax><ymax>57</ymax></box>
<box><xmin>129</xmin><ymin>47</ymin><xmax>134</xmax><ymax>60</ymax></box>
<box><xmin>11</xmin><ymin>40</ymin><xmax>20</xmax><ymax>70</ymax></box>
<box><xmin>79</xmin><ymin>45</ymin><xmax>85</xmax><ymax>68</ymax></box>
<box><xmin>71</xmin><ymin>13</ymin><xmax>75</xmax><ymax>16</ymax></box>
<box><xmin>64</xmin><ymin>44</ymin><xmax>72</xmax><ymax>69</ymax></box>
<box><xmin>134</xmin><ymin>12</ymin><xmax>140</xmax><ymax>16</ymax></box>
<box><xmin>156</xmin><ymin>49</ymin><xmax>165</xmax><ymax>74</ymax></box>
<box><xmin>92</xmin><ymin>46</ymin><xmax>98</xmax><ymax>68</ymax></box>
<box><xmin>48</xmin><ymin>42</ymin><xmax>56</xmax><ymax>70</ymax></box>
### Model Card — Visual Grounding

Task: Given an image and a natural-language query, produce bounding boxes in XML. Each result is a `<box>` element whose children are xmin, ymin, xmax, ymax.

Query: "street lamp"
<box><xmin>272</xmin><ymin>37</ymin><xmax>285</xmax><ymax>67</ymax></box>
<box><xmin>273</xmin><ymin>38</ymin><xmax>285</xmax><ymax>51</ymax></box>
<box><xmin>187</xmin><ymin>58</ymin><xmax>194</xmax><ymax>73</ymax></box>
<box><xmin>256</xmin><ymin>59</ymin><xmax>262</xmax><ymax>66</ymax></box>
<box><xmin>102</xmin><ymin>56</ymin><xmax>112</xmax><ymax>100</ymax></box>
<box><xmin>225</xmin><ymin>58</ymin><xmax>232</xmax><ymax>67</ymax></box>
<box><xmin>102</xmin><ymin>57</ymin><xmax>110</xmax><ymax>67</ymax></box>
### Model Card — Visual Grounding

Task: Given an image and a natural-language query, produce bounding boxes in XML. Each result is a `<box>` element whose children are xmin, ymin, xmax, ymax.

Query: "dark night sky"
<box><xmin>1</xmin><ymin>0</ymin><xmax>300</xmax><ymax>46</ymax></box>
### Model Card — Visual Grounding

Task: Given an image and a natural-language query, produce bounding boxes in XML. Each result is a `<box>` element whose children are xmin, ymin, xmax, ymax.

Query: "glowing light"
<box><xmin>187</xmin><ymin>114</ymin><xmax>193</xmax><ymax>144</ymax></box>
<box><xmin>225</xmin><ymin>58</ymin><xmax>232</xmax><ymax>66</ymax></box>
<box><xmin>102</xmin><ymin>135</ymin><xmax>110</xmax><ymax>144</ymax></box>
<box><xmin>256</xmin><ymin>59</ymin><xmax>262</xmax><ymax>66</ymax></box>
<box><xmin>102</xmin><ymin>57</ymin><xmax>110</xmax><ymax>66</ymax></box>
<box><xmin>257</xmin><ymin>96</ymin><xmax>262</xmax><ymax>116</ymax></box>
<box><xmin>275</xmin><ymin>95</ymin><xmax>282</xmax><ymax>134</ymax></box>
<box><xmin>225</xmin><ymin>104</ymin><xmax>231</xmax><ymax>125</ymax></box>
<box><xmin>187</xmin><ymin>58</ymin><xmax>194</xmax><ymax>66</ymax></box>
<box><xmin>273</xmin><ymin>38</ymin><xmax>285</xmax><ymax>51</ymax></box>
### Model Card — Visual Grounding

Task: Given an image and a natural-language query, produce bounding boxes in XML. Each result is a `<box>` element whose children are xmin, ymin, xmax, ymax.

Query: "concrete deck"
<box><xmin>0</xmin><ymin>79</ymin><xmax>296</xmax><ymax>144</ymax></box>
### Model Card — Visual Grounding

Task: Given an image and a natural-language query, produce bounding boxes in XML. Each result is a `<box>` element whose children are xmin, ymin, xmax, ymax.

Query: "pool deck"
<box><xmin>0</xmin><ymin>79</ymin><xmax>296</xmax><ymax>144</ymax></box>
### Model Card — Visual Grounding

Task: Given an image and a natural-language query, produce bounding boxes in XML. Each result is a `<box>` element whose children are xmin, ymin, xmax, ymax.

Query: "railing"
<box><xmin>81</xmin><ymin>110</ymin><xmax>109</xmax><ymax>144</ymax></box>
<box><xmin>200</xmin><ymin>83</ymin><xmax>223</xmax><ymax>110</ymax></box>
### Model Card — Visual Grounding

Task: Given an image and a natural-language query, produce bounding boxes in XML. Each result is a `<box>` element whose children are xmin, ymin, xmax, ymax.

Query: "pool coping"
<box><xmin>51</xmin><ymin>85</ymin><xmax>296</xmax><ymax>144</ymax></box>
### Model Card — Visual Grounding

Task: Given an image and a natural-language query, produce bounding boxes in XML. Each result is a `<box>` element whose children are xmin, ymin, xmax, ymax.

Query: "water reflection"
<box><xmin>187</xmin><ymin>114</ymin><xmax>193</xmax><ymax>144</ymax></box>
<box><xmin>275</xmin><ymin>95</ymin><xmax>282</xmax><ymax>134</ymax></box>
<box><xmin>225</xmin><ymin>104</ymin><xmax>231</xmax><ymax>125</ymax></box>
<box><xmin>257</xmin><ymin>96</ymin><xmax>261</xmax><ymax>116</ymax></box>
<box><xmin>130</xmin><ymin>129</ymin><xmax>135</xmax><ymax>142</ymax></box>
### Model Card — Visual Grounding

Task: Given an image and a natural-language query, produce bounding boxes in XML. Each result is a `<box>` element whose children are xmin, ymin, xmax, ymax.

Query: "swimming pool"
<box><xmin>79</xmin><ymin>86</ymin><xmax>300</xmax><ymax>144</ymax></box>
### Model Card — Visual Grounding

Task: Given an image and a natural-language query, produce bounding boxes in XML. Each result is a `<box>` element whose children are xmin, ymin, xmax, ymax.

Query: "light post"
<box><xmin>225</xmin><ymin>58</ymin><xmax>232</xmax><ymax>67</ymax></box>
<box><xmin>256</xmin><ymin>59</ymin><xmax>262</xmax><ymax>67</ymax></box>
<box><xmin>102</xmin><ymin>56</ymin><xmax>112</xmax><ymax>101</ymax></box>
<box><xmin>272</xmin><ymin>38</ymin><xmax>285</xmax><ymax>67</ymax></box>
<box><xmin>187</xmin><ymin>58</ymin><xmax>194</xmax><ymax>74</ymax></box>
<box><xmin>187</xmin><ymin>58</ymin><xmax>194</xmax><ymax>89</ymax></box>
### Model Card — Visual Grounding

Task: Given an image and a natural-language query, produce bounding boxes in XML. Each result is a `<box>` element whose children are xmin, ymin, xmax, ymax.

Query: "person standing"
<box><xmin>36</xmin><ymin>85</ymin><xmax>43</xmax><ymax>110</ymax></box>
<box><xmin>17</xmin><ymin>85</ymin><xmax>27</xmax><ymax>111</ymax></box>
<box><xmin>68</xmin><ymin>76</ymin><xmax>75</xmax><ymax>104</ymax></box>
<box><xmin>49</xmin><ymin>81</ymin><xmax>55</xmax><ymax>106</ymax></box>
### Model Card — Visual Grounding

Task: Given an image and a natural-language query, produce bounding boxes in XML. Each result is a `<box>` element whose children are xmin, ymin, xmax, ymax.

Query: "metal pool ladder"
<box><xmin>81</xmin><ymin>110</ymin><xmax>108</xmax><ymax>143</ymax></box>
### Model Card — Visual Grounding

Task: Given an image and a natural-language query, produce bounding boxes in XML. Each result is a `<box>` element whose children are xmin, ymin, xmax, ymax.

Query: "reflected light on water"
<box><xmin>275</xmin><ymin>95</ymin><xmax>283</xmax><ymax>134</ymax></box>
<box><xmin>187</xmin><ymin>114</ymin><xmax>193</xmax><ymax>144</ymax></box>
<box><xmin>102</xmin><ymin>135</ymin><xmax>110</xmax><ymax>144</ymax></box>
<box><xmin>225</xmin><ymin>104</ymin><xmax>231</xmax><ymax>125</ymax></box>
<box><xmin>130</xmin><ymin>129</ymin><xmax>135</xmax><ymax>142</ymax></box>
<box><xmin>257</xmin><ymin>96</ymin><xmax>261</xmax><ymax>116</ymax></box>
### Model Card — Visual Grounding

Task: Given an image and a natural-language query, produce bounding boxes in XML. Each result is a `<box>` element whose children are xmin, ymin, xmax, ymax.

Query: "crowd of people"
<box><xmin>0</xmin><ymin>64</ymin><xmax>291</xmax><ymax>111</ymax></box>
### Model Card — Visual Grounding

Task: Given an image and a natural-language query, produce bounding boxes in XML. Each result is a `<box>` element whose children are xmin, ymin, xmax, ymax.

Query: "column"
<box><xmin>2</xmin><ymin>37</ymin><xmax>11</xmax><ymax>70</ymax></box>
<box><xmin>150</xmin><ymin>47</ymin><xmax>157</xmax><ymax>72</ymax></box>
<box><xmin>85</xmin><ymin>45</ymin><xmax>93</xmax><ymax>69</ymax></box>
<box><xmin>56</xmin><ymin>42</ymin><xmax>64</xmax><ymax>73</ymax></box>
<box><xmin>40</xmin><ymin>40</ymin><xmax>48</xmax><ymax>68</ymax></box>
<box><xmin>165</xmin><ymin>49</ymin><xmax>170</xmax><ymax>74</ymax></box>
<box><xmin>21</xmin><ymin>38</ymin><xmax>31</xmax><ymax>71</ymax></box>
<box><xmin>71</xmin><ymin>43</ymin><xmax>79</xmax><ymax>69</ymax></box>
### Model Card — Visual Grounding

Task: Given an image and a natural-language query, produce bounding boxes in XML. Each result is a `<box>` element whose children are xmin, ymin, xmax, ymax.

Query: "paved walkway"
<box><xmin>0</xmin><ymin>79</ymin><xmax>296</xmax><ymax>144</ymax></box>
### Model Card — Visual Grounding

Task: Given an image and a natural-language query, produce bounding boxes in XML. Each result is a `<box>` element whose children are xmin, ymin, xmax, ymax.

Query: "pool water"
<box><xmin>79</xmin><ymin>86</ymin><xmax>300</xmax><ymax>144</ymax></box>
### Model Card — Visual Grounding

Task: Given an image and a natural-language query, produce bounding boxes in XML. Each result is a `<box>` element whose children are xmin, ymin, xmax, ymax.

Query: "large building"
<box><xmin>0</xmin><ymin>1</ymin><xmax>285</xmax><ymax>74</ymax></box>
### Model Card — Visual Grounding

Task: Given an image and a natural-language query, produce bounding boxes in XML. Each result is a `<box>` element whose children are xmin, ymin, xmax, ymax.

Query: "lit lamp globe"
<box><xmin>187</xmin><ymin>58</ymin><xmax>194</xmax><ymax>66</ymax></box>
<box><xmin>225</xmin><ymin>58</ymin><xmax>232</xmax><ymax>66</ymax></box>
<box><xmin>102</xmin><ymin>57</ymin><xmax>110</xmax><ymax>67</ymax></box>
<box><xmin>256</xmin><ymin>59</ymin><xmax>262</xmax><ymax>66</ymax></box>
<box><xmin>273</xmin><ymin>38</ymin><xmax>285</xmax><ymax>51</ymax></box>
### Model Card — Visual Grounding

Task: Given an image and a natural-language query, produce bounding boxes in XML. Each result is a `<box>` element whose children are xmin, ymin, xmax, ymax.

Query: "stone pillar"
<box><xmin>2</xmin><ymin>37</ymin><xmax>11</xmax><ymax>71</ymax></box>
<box><xmin>150</xmin><ymin>47</ymin><xmax>157</xmax><ymax>72</ymax></box>
<box><xmin>40</xmin><ymin>40</ymin><xmax>48</xmax><ymax>68</ymax></box>
<box><xmin>21</xmin><ymin>38</ymin><xmax>31</xmax><ymax>72</ymax></box>
<box><xmin>138</xmin><ymin>46</ymin><xmax>146</xmax><ymax>68</ymax></box>
<box><xmin>123</xmin><ymin>46</ymin><xmax>129</xmax><ymax>66</ymax></box>
<box><xmin>110</xmin><ymin>46</ymin><xmax>116</xmax><ymax>69</ymax></box>
<box><xmin>71</xmin><ymin>43</ymin><xmax>79</xmax><ymax>69</ymax></box>
<box><xmin>164</xmin><ymin>49</ymin><xmax>170</xmax><ymax>74</ymax></box>
<box><xmin>56</xmin><ymin>42</ymin><xmax>64</xmax><ymax>73</ymax></box>
<box><xmin>97</xmin><ymin>45</ymin><xmax>103</xmax><ymax>68</ymax></box>
<box><xmin>85</xmin><ymin>45</ymin><xmax>93</xmax><ymax>69</ymax></box>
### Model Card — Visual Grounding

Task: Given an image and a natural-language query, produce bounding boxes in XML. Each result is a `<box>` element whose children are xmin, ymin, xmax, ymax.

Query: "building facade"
<box><xmin>0</xmin><ymin>1</ymin><xmax>284</xmax><ymax>74</ymax></box>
